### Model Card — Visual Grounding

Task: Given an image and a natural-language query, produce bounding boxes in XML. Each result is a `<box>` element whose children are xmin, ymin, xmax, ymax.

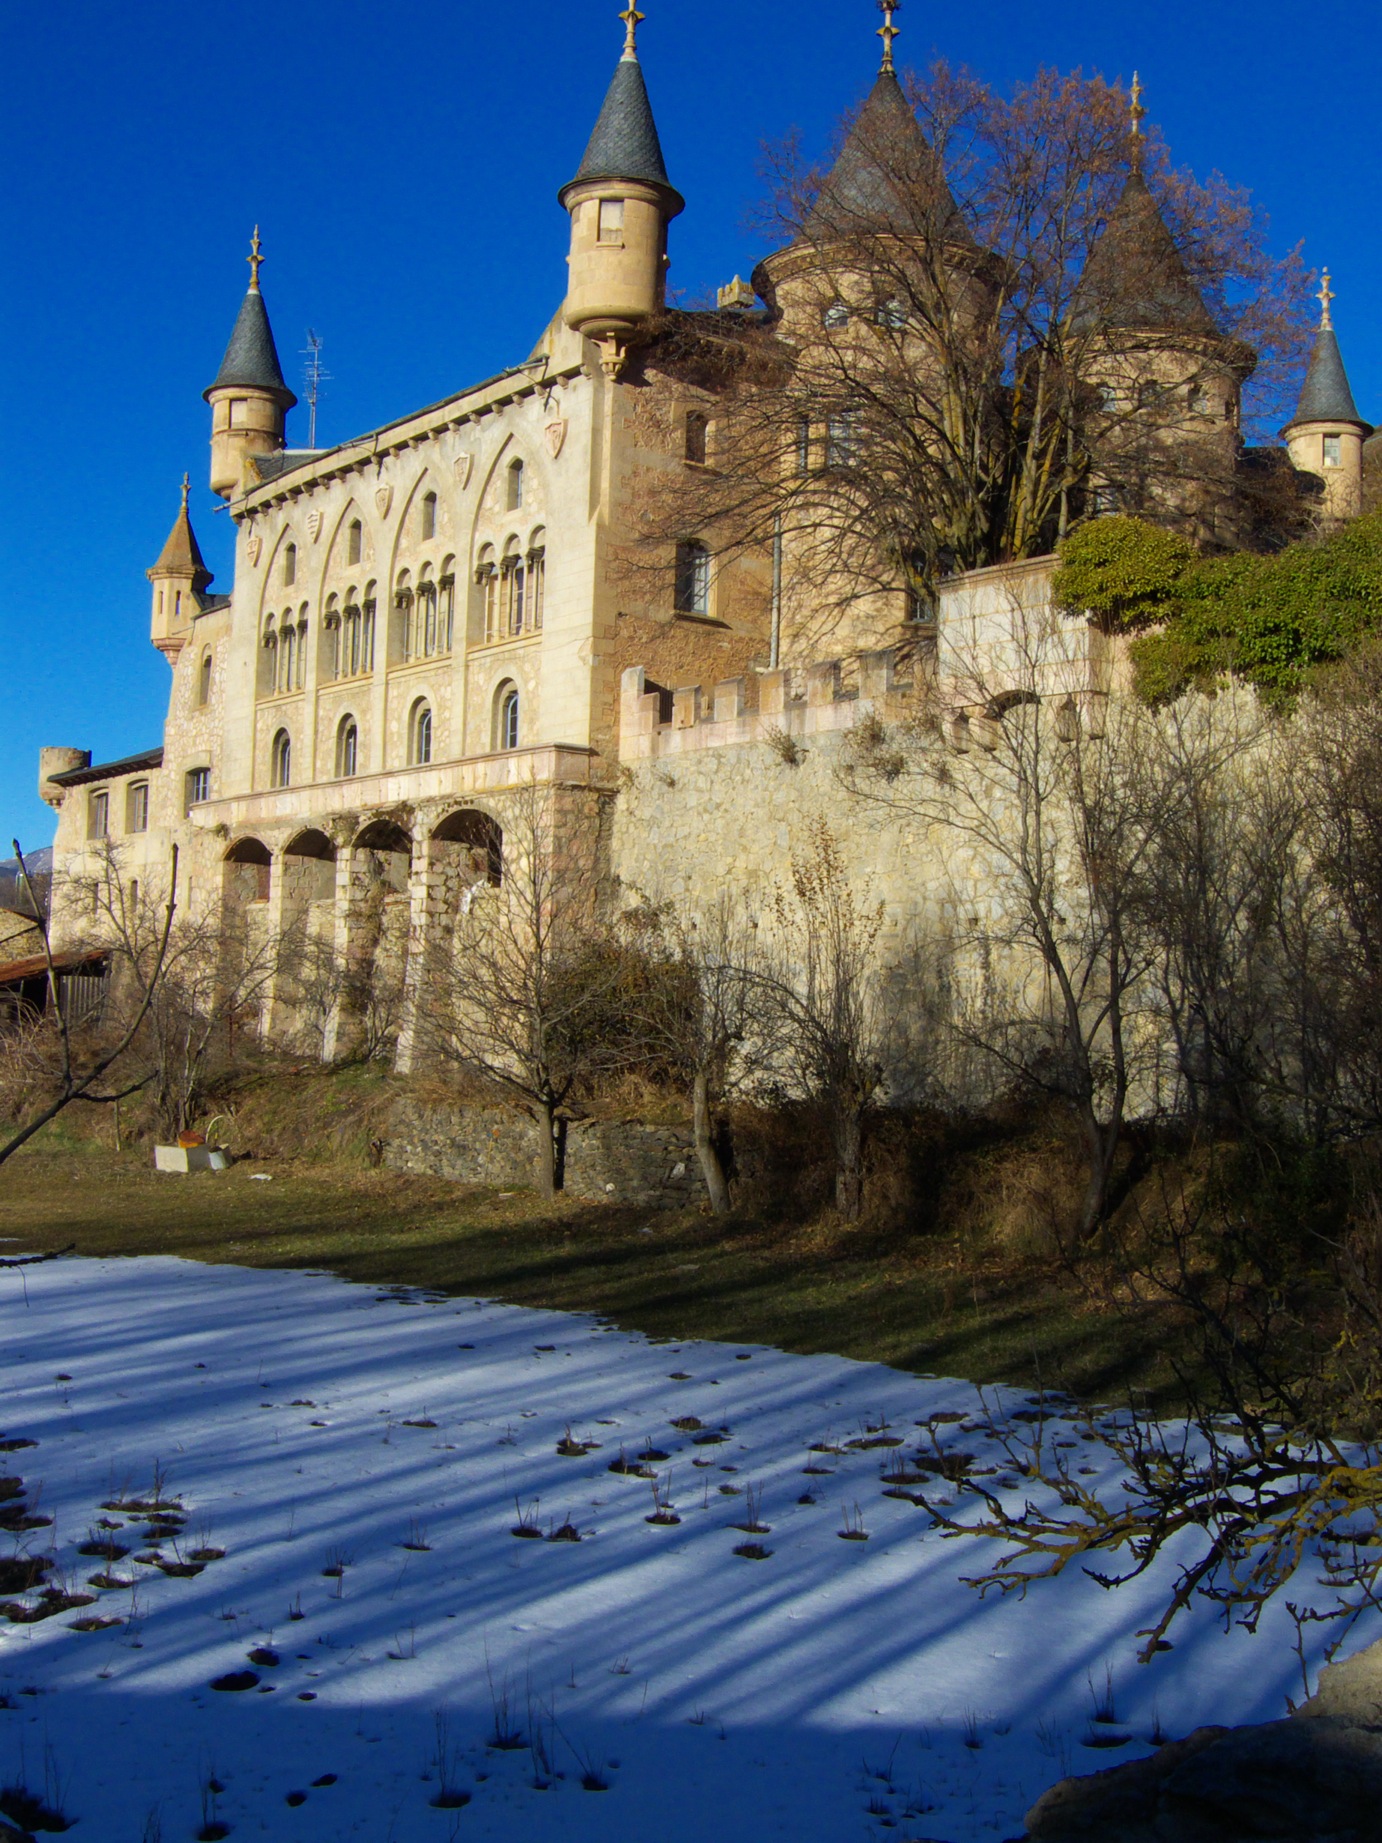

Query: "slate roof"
<box><xmin>807</xmin><ymin>69</ymin><xmax>972</xmax><ymax>245</ymax></box>
<box><xmin>204</xmin><ymin>287</ymin><xmax>297</xmax><ymax>407</ymax></box>
<box><xmin>1286</xmin><ymin>327</ymin><xmax>1368</xmax><ymax>430</ymax></box>
<box><xmin>1072</xmin><ymin>169</ymin><xmax>1215</xmax><ymax>335</ymax></box>
<box><xmin>46</xmin><ymin>748</ymin><xmax>164</xmax><ymax>789</ymax></box>
<box><xmin>562</xmin><ymin>53</ymin><xmax>683</xmax><ymax>212</ymax></box>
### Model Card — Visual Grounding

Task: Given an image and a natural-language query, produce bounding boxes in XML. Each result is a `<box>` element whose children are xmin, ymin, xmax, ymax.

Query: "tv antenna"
<box><xmin>302</xmin><ymin>329</ymin><xmax>331</xmax><ymax>450</ymax></box>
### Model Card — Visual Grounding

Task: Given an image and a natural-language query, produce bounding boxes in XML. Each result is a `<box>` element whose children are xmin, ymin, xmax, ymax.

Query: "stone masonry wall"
<box><xmin>385</xmin><ymin>1102</ymin><xmax>703</xmax><ymax>1209</ymax></box>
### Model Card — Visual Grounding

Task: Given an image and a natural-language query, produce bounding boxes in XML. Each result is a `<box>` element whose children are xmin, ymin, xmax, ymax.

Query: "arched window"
<box><xmin>507</xmin><ymin>458</ymin><xmax>525</xmax><ymax>511</ymax></box>
<box><xmin>261</xmin><ymin>614</ymin><xmax>278</xmax><ymax>697</ymax></box>
<box><xmin>440</xmin><ymin>556</ymin><xmax>456</xmax><ymax>652</ymax></box>
<box><xmin>342</xmin><ymin>593</ymin><xmax>361</xmax><ymax>676</ymax></box>
<box><xmin>674</xmin><ymin>541</ymin><xmax>711</xmax><ymax>616</ymax></box>
<box><xmin>198</xmin><ymin>648</ymin><xmax>213</xmax><ymax>708</ymax></box>
<box><xmin>296</xmin><ymin>604</ymin><xmax>309</xmax><ymax>690</ymax></box>
<box><xmin>527</xmin><ymin>530</ymin><xmax>546</xmax><ymax>633</ymax></box>
<box><xmin>502</xmin><ymin>536</ymin><xmax>526</xmax><ymax>636</ymax></box>
<box><xmin>394</xmin><ymin>568</ymin><xmax>413</xmax><ymax>660</ymax></box>
<box><xmin>418</xmin><ymin>563</ymin><xmax>438</xmax><ymax>657</ymax></box>
<box><xmin>410</xmin><ymin>700</ymin><xmax>433</xmax><ymax>767</ymax></box>
<box><xmin>476</xmin><ymin>545</ymin><xmax>499</xmax><ymax>644</ymax></box>
<box><xmin>685</xmin><ymin>411</ymin><xmax>708</xmax><ymax>465</ymax></box>
<box><xmin>421</xmin><ymin>491</ymin><xmax>437</xmax><ymax>540</ymax></box>
<box><xmin>362</xmin><ymin>582</ymin><xmax>377</xmax><ymax>671</ymax></box>
<box><xmin>279</xmin><ymin>615</ymin><xmax>296</xmax><ymax>693</ymax></box>
<box><xmin>347</xmin><ymin>519</ymin><xmax>362</xmax><ymax>566</ymax></box>
<box><xmin>336</xmin><ymin>716</ymin><xmax>358</xmax><ymax>779</ymax></box>
<box><xmin>283</xmin><ymin>542</ymin><xmax>297</xmax><ymax>587</ymax></box>
<box><xmin>496</xmin><ymin>681</ymin><xmax>520</xmax><ymax>752</ymax></box>
<box><xmin>270</xmin><ymin>730</ymin><xmax>292</xmax><ymax>789</ymax></box>
<box><xmin>324</xmin><ymin>592</ymin><xmax>342</xmax><ymax>679</ymax></box>
<box><xmin>823</xmin><ymin>300</ymin><xmax>850</xmax><ymax>329</ymax></box>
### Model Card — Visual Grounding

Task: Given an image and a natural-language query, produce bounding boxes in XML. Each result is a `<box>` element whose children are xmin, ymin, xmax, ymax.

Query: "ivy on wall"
<box><xmin>1053</xmin><ymin>513</ymin><xmax>1382</xmax><ymax>707</ymax></box>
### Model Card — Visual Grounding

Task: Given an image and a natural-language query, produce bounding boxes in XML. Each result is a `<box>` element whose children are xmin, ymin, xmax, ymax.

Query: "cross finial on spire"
<box><xmin>1318</xmin><ymin>268</ymin><xmax>1335</xmax><ymax>331</ymax></box>
<box><xmin>619</xmin><ymin>3</ymin><xmax>644</xmax><ymax>58</ymax></box>
<box><xmin>877</xmin><ymin>0</ymin><xmax>901</xmax><ymax>73</ymax></box>
<box><xmin>247</xmin><ymin>225</ymin><xmax>264</xmax><ymax>292</ymax></box>
<box><xmin>1128</xmin><ymin>72</ymin><xmax>1147</xmax><ymax>170</ymax></box>
<box><xmin>181</xmin><ymin>472</ymin><xmax>190</xmax><ymax>508</ymax></box>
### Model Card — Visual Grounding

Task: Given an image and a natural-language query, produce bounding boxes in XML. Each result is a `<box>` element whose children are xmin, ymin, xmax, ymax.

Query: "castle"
<box><xmin>30</xmin><ymin>7</ymin><xmax>1376</xmax><ymax>1058</ymax></box>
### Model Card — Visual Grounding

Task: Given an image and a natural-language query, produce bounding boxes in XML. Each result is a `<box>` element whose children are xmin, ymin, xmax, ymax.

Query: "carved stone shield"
<box><xmin>246</xmin><ymin>535</ymin><xmax>263</xmax><ymax>566</ymax></box>
<box><xmin>545</xmin><ymin>420</ymin><xmax>568</xmax><ymax>458</ymax></box>
<box><xmin>307</xmin><ymin>509</ymin><xmax>323</xmax><ymax>541</ymax></box>
<box><xmin>453</xmin><ymin>454</ymin><xmax>473</xmax><ymax>488</ymax></box>
<box><xmin>375</xmin><ymin>485</ymin><xmax>393</xmax><ymax>518</ymax></box>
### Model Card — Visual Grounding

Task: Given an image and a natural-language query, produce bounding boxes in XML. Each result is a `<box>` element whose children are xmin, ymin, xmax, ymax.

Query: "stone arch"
<box><xmin>431</xmin><ymin>808</ymin><xmax>503</xmax><ymax>890</ymax></box>
<box><xmin>223</xmin><ymin>836</ymin><xmax>271</xmax><ymax>906</ymax></box>
<box><xmin>284</xmin><ymin>828</ymin><xmax>336</xmax><ymax>906</ymax></box>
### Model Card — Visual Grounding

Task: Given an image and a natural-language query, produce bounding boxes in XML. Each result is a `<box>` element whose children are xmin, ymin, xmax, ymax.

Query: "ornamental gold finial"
<box><xmin>620</xmin><ymin>3</ymin><xmax>645</xmax><ymax>58</ymax></box>
<box><xmin>247</xmin><ymin>225</ymin><xmax>264</xmax><ymax>292</ymax></box>
<box><xmin>1129</xmin><ymin>71</ymin><xmax>1146</xmax><ymax>166</ymax></box>
<box><xmin>877</xmin><ymin>0</ymin><xmax>901</xmax><ymax>73</ymax></box>
<box><xmin>1318</xmin><ymin>268</ymin><xmax>1335</xmax><ymax>331</ymax></box>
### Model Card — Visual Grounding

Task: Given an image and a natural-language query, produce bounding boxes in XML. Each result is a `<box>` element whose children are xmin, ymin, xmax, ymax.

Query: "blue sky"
<box><xmin>2</xmin><ymin>0</ymin><xmax>1377</xmax><ymax>848</ymax></box>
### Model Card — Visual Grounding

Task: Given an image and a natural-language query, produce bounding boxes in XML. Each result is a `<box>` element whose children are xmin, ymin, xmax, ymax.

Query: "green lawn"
<box><xmin>0</xmin><ymin>1132</ymin><xmax>1185</xmax><ymax>1406</ymax></box>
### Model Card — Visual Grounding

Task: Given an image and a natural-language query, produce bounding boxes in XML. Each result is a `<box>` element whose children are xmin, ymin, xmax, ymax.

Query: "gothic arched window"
<box><xmin>283</xmin><ymin>542</ymin><xmax>297</xmax><ymax>587</ymax></box>
<box><xmin>507</xmin><ymin>458</ymin><xmax>525</xmax><ymax>512</ymax></box>
<box><xmin>422</xmin><ymin>491</ymin><xmax>437</xmax><ymax>540</ymax></box>
<box><xmin>198</xmin><ymin>648</ymin><xmax>213</xmax><ymax>708</ymax></box>
<box><xmin>440</xmin><ymin>556</ymin><xmax>456</xmax><ymax>652</ymax></box>
<box><xmin>271</xmin><ymin>730</ymin><xmax>292</xmax><ymax>789</ymax></box>
<box><xmin>336</xmin><ymin>716</ymin><xmax>358</xmax><ymax>779</ymax></box>
<box><xmin>496</xmin><ymin>681</ymin><xmax>520</xmax><ymax>752</ymax></box>
<box><xmin>527</xmin><ymin>530</ymin><xmax>546</xmax><ymax>633</ymax></box>
<box><xmin>394</xmin><ymin>568</ymin><xmax>414</xmax><ymax>660</ymax></box>
<box><xmin>410</xmin><ymin>700</ymin><xmax>433</xmax><ymax>767</ymax></box>
<box><xmin>261</xmin><ymin>615</ymin><xmax>278</xmax><ymax>697</ymax></box>
<box><xmin>476</xmin><ymin>545</ymin><xmax>499</xmax><ymax>644</ymax></box>
<box><xmin>347</xmin><ymin>519</ymin><xmax>362</xmax><ymax>566</ymax></box>
<box><xmin>502</xmin><ymin>536</ymin><xmax>526</xmax><ymax>636</ymax></box>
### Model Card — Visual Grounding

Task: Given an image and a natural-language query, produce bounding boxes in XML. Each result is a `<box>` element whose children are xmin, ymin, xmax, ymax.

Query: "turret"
<box><xmin>558</xmin><ymin>5</ymin><xmax>684</xmax><ymax>377</ymax></box>
<box><xmin>204</xmin><ymin>229</ymin><xmax>297</xmax><ymax>500</ymax></box>
<box><xmin>1284</xmin><ymin>271</ymin><xmax>1370</xmax><ymax>523</ymax></box>
<box><xmin>147</xmin><ymin>475</ymin><xmax>213</xmax><ymax>662</ymax></box>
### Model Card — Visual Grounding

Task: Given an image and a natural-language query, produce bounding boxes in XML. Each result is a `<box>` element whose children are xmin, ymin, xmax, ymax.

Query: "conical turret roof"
<box><xmin>149</xmin><ymin>480</ymin><xmax>212</xmax><ymax>591</ymax></box>
<box><xmin>1072</xmin><ymin>169</ymin><xmax>1214</xmax><ymax>336</ymax></box>
<box><xmin>204</xmin><ymin>282</ymin><xmax>297</xmax><ymax>407</ymax></box>
<box><xmin>1287</xmin><ymin>326</ymin><xmax>1367</xmax><ymax>430</ymax></box>
<box><xmin>806</xmin><ymin>69</ymin><xmax>972</xmax><ymax>246</ymax></box>
<box><xmin>561</xmin><ymin>46</ymin><xmax>683</xmax><ymax>214</ymax></box>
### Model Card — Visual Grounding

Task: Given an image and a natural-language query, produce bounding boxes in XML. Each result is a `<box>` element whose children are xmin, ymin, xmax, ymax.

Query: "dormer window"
<box><xmin>1324</xmin><ymin>434</ymin><xmax>1343</xmax><ymax>468</ymax></box>
<box><xmin>598</xmin><ymin>199</ymin><xmax>625</xmax><ymax>245</ymax></box>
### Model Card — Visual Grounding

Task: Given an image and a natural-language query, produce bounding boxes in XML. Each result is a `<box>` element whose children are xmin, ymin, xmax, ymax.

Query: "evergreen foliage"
<box><xmin>1054</xmin><ymin>512</ymin><xmax>1382</xmax><ymax>706</ymax></box>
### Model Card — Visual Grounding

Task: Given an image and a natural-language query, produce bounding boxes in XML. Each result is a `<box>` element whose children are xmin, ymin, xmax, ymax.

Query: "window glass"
<box><xmin>186</xmin><ymin>768</ymin><xmax>211</xmax><ymax>812</ymax></box>
<box><xmin>598</xmin><ymin>199</ymin><xmax>625</xmax><ymax>244</ymax></box>
<box><xmin>500</xmin><ymin>687</ymin><xmax>520</xmax><ymax>751</ymax></box>
<box><xmin>271</xmin><ymin>731</ymin><xmax>291</xmax><ymax>789</ymax></box>
<box><xmin>88</xmin><ymin>790</ymin><xmax>108</xmax><ymax>840</ymax></box>
<box><xmin>412</xmin><ymin>704</ymin><xmax>433</xmax><ymax>766</ymax></box>
<box><xmin>127</xmin><ymin>783</ymin><xmax>149</xmax><ymax>833</ymax></box>
<box><xmin>823</xmin><ymin>300</ymin><xmax>850</xmax><ymax>329</ymax></box>
<box><xmin>1324</xmin><ymin>434</ymin><xmax>1343</xmax><ymax>468</ymax></box>
<box><xmin>338</xmin><ymin>720</ymin><xmax>358</xmax><ymax>779</ymax></box>
<box><xmin>674</xmin><ymin>542</ymin><xmax>711</xmax><ymax>616</ymax></box>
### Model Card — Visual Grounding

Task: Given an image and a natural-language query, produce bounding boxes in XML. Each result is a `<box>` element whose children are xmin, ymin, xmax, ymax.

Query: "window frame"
<box><xmin>126</xmin><ymin>781</ymin><xmax>150</xmax><ymax>834</ymax></box>
<box><xmin>673</xmin><ymin>540</ymin><xmax>712</xmax><ymax>617</ymax></box>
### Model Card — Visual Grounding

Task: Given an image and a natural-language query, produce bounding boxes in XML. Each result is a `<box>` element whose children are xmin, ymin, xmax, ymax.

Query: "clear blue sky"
<box><xmin>2</xmin><ymin>0</ymin><xmax>1377</xmax><ymax>849</ymax></box>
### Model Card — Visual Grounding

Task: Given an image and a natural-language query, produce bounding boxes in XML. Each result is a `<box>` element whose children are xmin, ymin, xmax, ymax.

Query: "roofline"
<box><xmin>48</xmin><ymin>748</ymin><xmax>165</xmax><ymax>789</ymax></box>
<box><xmin>235</xmin><ymin>355</ymin><xmax>579</xmax><ymax>511</ymax></box>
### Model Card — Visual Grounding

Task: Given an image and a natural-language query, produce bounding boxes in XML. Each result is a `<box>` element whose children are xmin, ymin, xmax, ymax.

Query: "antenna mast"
<box><xmin>302</xmin><ymin>329</ymin><xmax>330</xmax><ymax>450</ymax></box>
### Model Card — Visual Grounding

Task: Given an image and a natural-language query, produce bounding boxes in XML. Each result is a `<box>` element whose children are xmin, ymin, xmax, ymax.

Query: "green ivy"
<box><xmin>1054</xmin><ymin>513</ymin><xmax>1382</xmax><ymax>707</ymax></box>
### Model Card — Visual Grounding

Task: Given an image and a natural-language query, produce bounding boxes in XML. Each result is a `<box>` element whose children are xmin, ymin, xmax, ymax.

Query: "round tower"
<box><xmin>1284</xmin><ymin>272</ymin><xmax>1370</xmax><ymax>524</ymax></box>
<box><xmin>558</xmin><ymin>6</ymin><xmax>684</xmax><ymax>376</ymax></box>
<box><xmin>147</xmin><ymin>475</ymin><xmax>213</xmax><ymax>662</ymax></box>
<box><xmin>204</xmin><ymin>229</ymin><xmax>297</xmax><ymax>500</ymax></box>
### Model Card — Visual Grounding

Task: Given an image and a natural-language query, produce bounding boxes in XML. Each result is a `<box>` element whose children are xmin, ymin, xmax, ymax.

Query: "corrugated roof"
<box><xmin>807</xmin><ymin>69</ymin><xmax>972</xmax><ymax>246</ymax></box>
<box><xmin>1072</xmin><ymin>169</ymin><xmax>1214</xmax><ymax>335</ymax></box>
<box><xmin>1286</xmin><ymin>327</ymin><xmax>1368</xmax><ymax>431</ymax></box>
<box><xmin>47</xmin><ymin>748</ymin><xmax>164</xmax><ymax>789</ymax></box>
<box><xmin>204</xmin><ymin>286</ymin><xmax>297</xmax><ymax>408</ymax></box>
<box><xmin>562</xmin><ymin>52</ymin><xmax>683</xmax><ymax>212</ymax></box>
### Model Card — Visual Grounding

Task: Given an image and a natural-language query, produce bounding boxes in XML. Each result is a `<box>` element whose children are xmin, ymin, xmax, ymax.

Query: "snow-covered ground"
<box><xmin>0</xmin><ymin>1255</ymin><xmax>1370</xmax><ymax>1841</ymax></box>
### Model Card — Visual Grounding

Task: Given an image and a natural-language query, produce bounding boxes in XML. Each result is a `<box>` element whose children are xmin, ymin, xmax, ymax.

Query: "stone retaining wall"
<box><xmin>385</xmin><ymin>1102</ymin><xmax>703</xmax><ymax>1209</ymax></box>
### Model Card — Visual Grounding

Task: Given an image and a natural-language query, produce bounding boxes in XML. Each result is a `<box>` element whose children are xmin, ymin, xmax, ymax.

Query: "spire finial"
<box><xmin>247</xmin><ymin>225</ymin><xmax>264</xmax><ymax>292</ymax></box>
<box><xmin>1318</xmin><ymin>268</ymin><xmax>1335</xmax><ymax>331</ymax></box>
<box><xmin>619</xmin><ymin>3</ymin><xmax>644</xmax><ymax>58</ymax></box>
<box><xmin>180</xmin><ymin>472</ymin><xmax>190</xmax><ymax>509</ymax></box>
<box><xmin>877</xmin><ymin>0</ymin><xmax>901</xmax><ymax>73</ymax></box>
<box><xmin>1129</xmin><ymin>71</ymin><xmax>1146</xmax><ymax>168</ymax></box>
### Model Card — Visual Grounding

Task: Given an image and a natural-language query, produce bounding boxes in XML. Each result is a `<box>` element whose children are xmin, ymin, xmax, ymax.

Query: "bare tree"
<box><xmin>422</xmin><ymin>785</ymin><xmax>635</xmax><ymax>1200</ymax></box>
<box><xmin>621</xmin><ymin>895</ymin><xmax>763</xmax><ymax>1215</ymax></box>
<box><xmin>755</xmin><ymin>823</ymin><xmax>885</xmax><ymax>1222</ymax></box>
<box><xmin>0</xmin><ymin>840</ymin><xmax>177</xmax><ymax>1167</ymax></box>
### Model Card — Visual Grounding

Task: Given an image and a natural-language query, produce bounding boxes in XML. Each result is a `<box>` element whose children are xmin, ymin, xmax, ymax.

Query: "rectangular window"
<box><xmin>598</xmin><ymin>199</ymin><xmax>625</xmax><ymax>245</ymax></box>
<box><xmin>185</xmin><ymin>767</ymin><xmax>211</xmax><ymax>813</ymax></box>
<box><xmin>674</xmin><ymin>543</ymin><xmax>711</xmax><ymax>617</ymax></box>
<box><xmin>347</xmin><ymin>522</ymin><xmax>362</xmax><ymax>565</ymax></box>
<box><xmin>229</xmin><ymin>398</ymin><xmax>249</xmax><ymax>429</ymax></box>
<box><xmin>797</xmin><ymin>417</ymin><xmax>812</xmax><ymax>474</ymax></box>
<box><xmin>1323</xmin><ymin>434</ymin><xmax>1343</xmax><ymax>468</ymax></box>
<box><xmin>126</xmin><ymin>782</ymin><xmax>149</xmax><ymax>833</ymax></box>
<box><xmin>87</xmin><ymin>790</ymin><xmax>109</xmax><ymax>840</ymax></box>
<box><xmin>826</xmin><ymin>410</ymin><xmax>861</xmax><ymax>468</ymax></box>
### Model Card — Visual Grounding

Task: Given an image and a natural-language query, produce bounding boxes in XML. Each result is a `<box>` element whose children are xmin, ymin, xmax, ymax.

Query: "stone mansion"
<box><xmin>31</xmin><ymin>7</ymin><xmax>1375</xmax><ymax>1053</ymax></box>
